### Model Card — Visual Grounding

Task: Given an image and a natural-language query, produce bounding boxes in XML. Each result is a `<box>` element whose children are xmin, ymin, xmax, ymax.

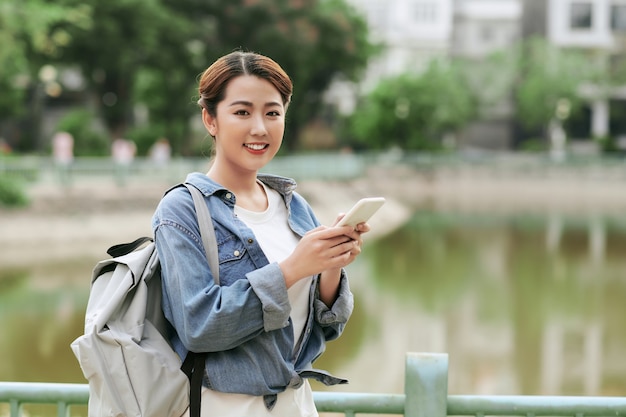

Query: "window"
<box><xmin>611</xmin><ymin>4</ymin><xmax>626</xmax><ymax>31</ymax></box>
<box><xmin>414</xmin><ymin>2</ymin><xmax>437</xmax><ymax>23</ymax></box>
<box><xmin>481</xmin><ymin>25</ymin><xmax>495</xmax><ymax>43</ymax></box>
<box><xmin>570</xmin><ymin>2</ymin><xmax>593</xmax><ymax>29</ymax></box>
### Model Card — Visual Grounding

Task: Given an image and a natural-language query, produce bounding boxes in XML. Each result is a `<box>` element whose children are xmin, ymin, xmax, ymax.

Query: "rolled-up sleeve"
<box><xmin>313</xmin><ymin>270</ymin><xmax>353</xmax><ymax>328</ymax></box>
<box><xmin>246</xmin><ymin>262</ymin><xmax>292</xmax><ymax>332</ymax></box>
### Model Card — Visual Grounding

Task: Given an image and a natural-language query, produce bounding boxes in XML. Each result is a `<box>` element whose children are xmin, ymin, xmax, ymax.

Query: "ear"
<box><xmin>202</xmin><ymin>108</ymin><xmax>217</xmax><ymax>137</ymax></box>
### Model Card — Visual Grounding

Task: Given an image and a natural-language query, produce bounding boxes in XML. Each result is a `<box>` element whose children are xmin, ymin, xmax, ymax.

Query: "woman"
<box><xmin>152</xmin><ymin>51</ymin><xmax>370</xmax><ymax>417</ymax></box>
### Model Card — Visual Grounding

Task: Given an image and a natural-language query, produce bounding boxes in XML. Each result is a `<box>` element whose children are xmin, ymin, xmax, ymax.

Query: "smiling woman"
<box><xmin>201</xmin><ymin>75</ymin><xmax>286</xmax><ymax>185</ymax></box>
<box><xmin>150</xmin><ymin>51</ymin><xmax>373</xmax><ymax>417</ymax></box>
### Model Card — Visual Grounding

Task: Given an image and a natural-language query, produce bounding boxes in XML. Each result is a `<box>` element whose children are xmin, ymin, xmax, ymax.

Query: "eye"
<box><xmin>234</xmin><ymin>109</ymin><xmax>249</xmax><ymax>116</ymax></box>
<box><xmin>267</xmin><ymin>110</ymin><xmax>281</xmax><ymax>117</ymax></box>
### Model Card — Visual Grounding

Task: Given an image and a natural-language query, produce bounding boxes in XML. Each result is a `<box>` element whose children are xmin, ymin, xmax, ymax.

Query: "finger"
<box><xmin>341</xmin><ymin>228</ymin><xmax>363</xmax><ymax>242</ymax></box>
<box><xmin>332</xmin><ymin>213</ymin><xmax>346</xmax><ymax>227</ymax></box>
<box><xmin>327</xmin><ymin>234</ymin><xmax>354</xmax><ymax>248</ymax></box>
<box><xmin>329</xmin><ymin>239</ymin><xmax>358</xmax><ymax>258</ymax></box>
<box><xmin>355</xmin><ymin>222</ymin><xmax>371</xmax><ymax>234</ymax></box>
<box><xmin>304</xmin><ymin>225</ymin><xmax>327</xmax><ymax>236</ymax></box>
<box><xmin>314</xmin><ymin>225</ymin><xmax>354</xmax><ymax>239</ymax></box>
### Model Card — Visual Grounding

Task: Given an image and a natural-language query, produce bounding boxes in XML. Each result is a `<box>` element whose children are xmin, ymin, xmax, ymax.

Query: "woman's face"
<box><xmin>203</xmin><ymin>75</ymin><xmax>285</xmax><ymax>175</ymax></box>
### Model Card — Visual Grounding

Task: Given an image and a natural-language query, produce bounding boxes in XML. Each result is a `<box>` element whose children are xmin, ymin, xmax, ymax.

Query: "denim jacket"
<box><xmin>152</xmin><ymin>172</ymin><xmax>353</xmax><ymax>404</ymax></box>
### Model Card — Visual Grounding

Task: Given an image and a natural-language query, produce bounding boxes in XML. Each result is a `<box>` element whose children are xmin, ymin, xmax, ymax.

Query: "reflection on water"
<box><xmin>0</xmin><ymin>273</ymin><xmax>87</xmax><ymax>384</ymax></box>
<box><xmin>1</xmin><ymin>211</ymin><xmax>626</xmax><ymax>402</ymax></box>
<box><xmin>316</xmin><ymin>211</ymin><xmax>626</xmax><ymax>397</ymax></box>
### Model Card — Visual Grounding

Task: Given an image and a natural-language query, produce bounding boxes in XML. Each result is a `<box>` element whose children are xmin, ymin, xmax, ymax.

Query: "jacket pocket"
<box><xmin>217</xmin><ymin>235</ymin><xmax>246</xmax><ymax>264</ymax></box>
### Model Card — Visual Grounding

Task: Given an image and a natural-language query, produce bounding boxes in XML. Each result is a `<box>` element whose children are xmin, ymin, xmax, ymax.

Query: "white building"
<box><xmin>326</xmin><ymin>0</ymin><xmax>453</xmax><ymax>115</ymax></box>
<box><xmin>355</xmin><ymin>0</ymin><xmax>453</xmax><ymax>88</ymax></box>
<box><xmin>452</xmin><ymin>0</ymin><xmax>522</xmax><ymax>149</ymax></box>
<box><xmin>452</xmin><ymin>0</ymin><xmax>522</xmax><ymax>59</ymax></box>
<box><xmin>327</xmin><ymin>0</ymin><xmax>522</xmax><ymax>149</ymax></box>
<box><xmin>548</xmin><ymin>0</ymin><xmax>626</xmax><ymax>49</ymax></box>
<box><xmin>330</xmin><ymin>0</ymin><xmax>626</xmax><ymax>149</ymax></box>
<box><xmin>547</xmin><ymin>0</ymin><xmax>626</xmax><ymax>142</ymax></box>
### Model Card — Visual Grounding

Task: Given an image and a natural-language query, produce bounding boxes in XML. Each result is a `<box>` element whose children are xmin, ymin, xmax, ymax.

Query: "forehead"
<box><xmin>222</xmin><ymin>75</ymin><xmax>282</xmax><ymax>105</ymax></box>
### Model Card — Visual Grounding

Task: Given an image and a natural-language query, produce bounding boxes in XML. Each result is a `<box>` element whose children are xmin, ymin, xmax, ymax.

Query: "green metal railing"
<box><xmin>3</xmin><ymin>152</ymin><xmax>626</xmax><ymax>187</ymax></box>
<box><xmin>2</xmin><ymin>352</ymin><xmax>626</xmax><ymax>417</ymax></box>
<box><xmin>0</xmin><ymin>153</ymin><xmax>367</xmax><ymax>185</ymax></box>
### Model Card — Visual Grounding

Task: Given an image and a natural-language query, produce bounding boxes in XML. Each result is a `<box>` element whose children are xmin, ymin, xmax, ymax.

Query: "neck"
<box><xmin>206</xmin><ymin>156</ymin><xmax>254</xmax><ymax>185</ymax></box>
<box><xmin>206</xmin><ymin>164</ymin><xmax>267</xmax><ymax>211</ymax></box>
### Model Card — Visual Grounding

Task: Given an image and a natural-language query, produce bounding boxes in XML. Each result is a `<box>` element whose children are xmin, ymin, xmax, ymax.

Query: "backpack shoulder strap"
<box><xmin>182</xmin><ymin>183</ymin><xmax>220</xmax><ymax>285</ymax></box>
<box><xmin>166</xmin><ymin>183</ymin><xmax>218</xmax><ymax>417</ymax></box>
<box><xmin>162</xmin><ymin>182</ymin><xmax>220</xmax><ymax>285</ymax></box>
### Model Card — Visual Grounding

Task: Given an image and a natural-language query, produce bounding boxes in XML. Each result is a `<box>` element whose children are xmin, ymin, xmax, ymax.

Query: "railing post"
<box><xmin>404</xmin><ymin>352</ymin><xmax>449</xmax><ymax>417</ymax></box>
<box><xmin>10</xmin><ymin>399</ymin><xmax>20</xmax><ymax>417</ymax></box>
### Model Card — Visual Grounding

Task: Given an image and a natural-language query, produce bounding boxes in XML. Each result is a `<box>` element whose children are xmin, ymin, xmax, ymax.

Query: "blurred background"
<box><xmin>2</xmin><ymin>0</ymin><xmax>626</xmax><ymax>415</ymax></box>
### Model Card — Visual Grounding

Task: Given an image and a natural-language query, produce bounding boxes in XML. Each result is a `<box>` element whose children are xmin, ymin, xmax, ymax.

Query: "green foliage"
<box><xmin>515</xmin><ymin>37</ymin><xmax>601</xmax><ymax>132</ymax></box>
<box><xmin>3</xmin><ymin>0</ymin><xmax>375</xmax><ymax>153</ymax></box>
<box><xmin>29</xmin><ymin>0</ymin><xmax>376</xmax><ymax>154</ymax></box>
<box><xmin>461</xmin><ymin>50</ymin><xmax>518</xmax><ymax>116</ymax></box>
<box><xmin>176</xmin><ymin>0</ymin><xmax>378</xmax><ymax>150</ymax></box>
<box><xmin>125</xmin><ymin>124</ymin><xmax>165</xmax><ymax>157</ymax></box>
<box><xmin>0</xmin><ymin>79</ymin><xmax>26</xmax><ymax>122</ymax></box>
<box><xmin>55</xmin><ymin>110</ymin><xmax>109</xmax><ymax>156</ymax></box>
<box><xmin>0</xmin><ymin>176</ymin><xmax>29</xmax><ymax>208</ymax></box>
<box><xmin>279</xmin><ymin>0</ymin><xmax>378</xmax><ymax>148</ymax></box>
<box><xmin>519</xmin><ymin>138</ymin><xmax>548</xmax><ymax>152</ymax></box>
<box><xmin>54</xmin><ymin>0</ymin><xmax>186</xmax><ymax>139</ymax></box>
<box><xmin>594</xmin><ymin>135</ymin><xmax>620</xmax><ymax>153</ymax></box>
<box><xmin>345</xmin><ymin>60</ymin><xmax>475</xmax><ymax>150</ymax></box>
<box><xmin>0</xmin><ymin>0</ymin><xmax>91</xmax><ymax>119</ymax></box>
<box><xmin>133</xmin><ymin>66</ymin><xmax>199</xmax><ymax>156</ymax></box>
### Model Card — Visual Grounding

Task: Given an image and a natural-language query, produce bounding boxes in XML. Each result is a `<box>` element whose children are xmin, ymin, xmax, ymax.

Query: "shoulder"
<box><xmin>152</xmin><ymin>184</ymin><xmax>195</xmax><ymax>229</ymax></box>
<box><xmin>155</xmin><ymin>172</ymin><xmax>224</xmax><ymax>219</ymax></box>
<box><xmin>160</xmin><ymin>184</ymin><xmax>193</xmax><ymax>211</ymax></box>
<box><xmin>287</xmin><ymin>190</ymin><xmax>320</xmax><ymax>229</ymax></box>
<box><xmin>289</xmin><ymin>190</ymin><xmax>311</xmax><ymax>209</ymax></box>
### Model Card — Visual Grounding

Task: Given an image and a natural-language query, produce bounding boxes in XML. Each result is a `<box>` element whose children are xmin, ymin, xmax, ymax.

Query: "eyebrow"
<box><xmin>228</xmin><ymin>100</ymin><xmax>282</xmax><ymax>108</ymax></box>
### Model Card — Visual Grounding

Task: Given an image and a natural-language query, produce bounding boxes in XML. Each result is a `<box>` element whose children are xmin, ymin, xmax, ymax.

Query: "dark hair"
<box><xmin>197</xmin><ymin>51</ymin><xmax>293</xmax><ymax>117</ymax></box>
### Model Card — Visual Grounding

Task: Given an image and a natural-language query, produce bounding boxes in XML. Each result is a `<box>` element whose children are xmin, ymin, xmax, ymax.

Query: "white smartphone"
<box><xmin>336</xmin><ymin>197</ymin><xmax>386</xmax><ymax>227</ymax></box>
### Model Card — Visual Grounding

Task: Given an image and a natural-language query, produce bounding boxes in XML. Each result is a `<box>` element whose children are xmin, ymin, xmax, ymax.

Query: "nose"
<box><xmin>250</xmin><ymin>114</ymin><xmax>268</xmax><ymax>136</ymax></box>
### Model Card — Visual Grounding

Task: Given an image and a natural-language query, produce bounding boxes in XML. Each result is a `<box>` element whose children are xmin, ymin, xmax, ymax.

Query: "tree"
<box><xmin>56</xmin><ymin>0</ymin><xmax>191</xmax><ymax>141</ymax></box>
<box><xmin>514</xmin><ymin>37</ymin><xmax>600</xmax><ymax>136</ymax></box>
<box><xmin>168</xmin><ymin>0</ymin><xmax>377</xmax><ymax>151</ymax></box>
<box><xmin>11</xmin><ymin>0</ymin><xmax>374</xmax><ymax>154</ymax></box>
<box><xmin>460</xmin><ymin>49</ymin><xmax>519</xmax><ymax>119</ymax></box>
<box><xmin>344</xmin><ymin>60</ymin><xmax>476</xmax><ymax>150</ymax></box>
<box><xmin>0</xmin><ymin>0</ymin><xmax>91</xmax><ymax>150</ymax></box>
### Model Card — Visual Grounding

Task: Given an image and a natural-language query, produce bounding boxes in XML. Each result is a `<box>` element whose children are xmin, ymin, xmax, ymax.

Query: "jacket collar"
<box><xmin>184</xmin><ymin>172</ymin><xmax>297</xmax><ymax>199</ymax></box>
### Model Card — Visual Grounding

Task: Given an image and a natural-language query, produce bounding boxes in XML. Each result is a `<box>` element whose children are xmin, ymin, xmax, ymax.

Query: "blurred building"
<box><xmin>545</xmin><ymin>0</ymin><xmax>626</xmax><ymax>148</ymax></box>
<box><xmin>358</xmin><ymin>0</ymin><xmax>453</xmax><ymax>89</ymax></box>
<box><xmin>31</xmin><ymin>0</ymin><xmax>626</xmax><ymax>152</ymax></box>
<box><xmin>451</xmin><ymin>0</ymin><xmax>522</xmax><ymax>150</ymax></box>
<box><xmin>338</xmin><ymin>0</ymin><xmax>521</xmax><ymax>81</ymax></box>
<box><xmin>330</xmin><ymin>0</ymin><xmax>521</xmax><ymax>149</ymax></box>
<box><xmin>452</xmin><ymin>0</ymin><xmax>521</xmax><ymax>59</ymax></box>
<box><xmin>326</xmin><ymin>0</ymin><xmax>454</xmax><ymax>115</ymax></box>
<box><xmin>332</xmin><ymin>0</ymin><xmax>626</xmax><ymax>151</ymax></box>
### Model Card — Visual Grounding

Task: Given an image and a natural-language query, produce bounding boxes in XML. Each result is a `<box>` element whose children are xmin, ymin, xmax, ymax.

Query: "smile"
<box><xmin>244</xmin><ymin>143</ymin><xmax>269</xmax><ymax>151</ymax></box>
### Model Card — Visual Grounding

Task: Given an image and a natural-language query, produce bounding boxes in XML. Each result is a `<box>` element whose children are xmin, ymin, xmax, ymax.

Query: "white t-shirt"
<box><xmin>194</xmin><ymin>182</ymin><xmax>317</xmax><ymax>417</ymax></box>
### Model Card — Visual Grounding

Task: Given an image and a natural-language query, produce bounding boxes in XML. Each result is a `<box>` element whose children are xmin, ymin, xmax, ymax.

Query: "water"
<box><xmin>316</xmin><ymin>211</ymin><xmax>626</xmax><ymax>397</ymax></box>
<box><xmin>1</xmin><ymin>210</ymin><xmax>625</xmax><ymax>403</ymax></box>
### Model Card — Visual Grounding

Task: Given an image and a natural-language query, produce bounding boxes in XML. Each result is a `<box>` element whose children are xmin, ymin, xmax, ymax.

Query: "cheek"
<box><xmin>215</xmin><ymin>119</ymin><xmax>243</xmax><ymax>138</ymax></box>
<box><xmin>272</xmin><ymin>121</ymin><xmax>285</xmax><ymax>137</ymax></box>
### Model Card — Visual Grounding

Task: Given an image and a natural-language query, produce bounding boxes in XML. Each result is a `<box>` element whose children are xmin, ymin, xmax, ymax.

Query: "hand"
<box><xmin>331</xmin><ymin>218</ymin><xmax>371</xmax><ymax>266</ymax></box>
<box><xmin>317</xmin><ymin>220</ymin><xmax>371</xmax><ymax>305</ymax></box>
<box><xmin>279</xmin><ymin>225</ymin><xmax>362</xmax><ymax>287</ymax></box>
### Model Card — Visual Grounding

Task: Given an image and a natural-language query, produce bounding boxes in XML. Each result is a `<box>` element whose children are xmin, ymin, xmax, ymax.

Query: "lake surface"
<box><xmin>1</xmin><ymin>208</ymin><xmax>625</xmax><ymax>414</ymax></box>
